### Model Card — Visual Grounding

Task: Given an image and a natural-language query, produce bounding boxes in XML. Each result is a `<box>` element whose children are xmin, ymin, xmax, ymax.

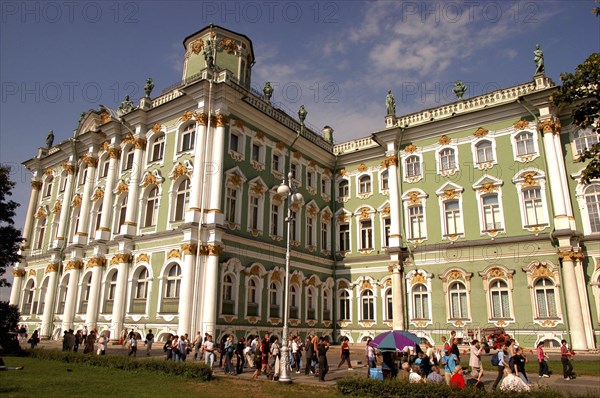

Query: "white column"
<box><xmin>54</xmin><ymin>164</ymin><xmax>75</xmax><ymax>246</ymax></box>
<box><xmin>97</xmin><ymin>148</ymin><xmax>121</xmax><ymax>241</ymax></box>
<box><xmin>9</xmin><ymin>269</ymin><xmax>26</xmax><ymax>305</ymax></box>
<box><xmin>186</xmin><ymin>116</ymin><xmax>207</xmax><ymax>223</ymax></box>
<box><xmin>61</xmin><ymin>261</ymin><xmax>83</xmax><ymax>332</ymax></box>
<box><xmin>205</xmin><ymin>115</ymin><xmax>227</xmax><ymax>224</ymax></box>
<box><xmin>74</xmin><ymin>156</ymin><xmax>97</xmax><ymax>245</ymax></box>
<box><xmin>573</xmin><ymin>254</ymin><xmax>596</xmax><ymax>349</ymax></box>
<box><xmin>385</xmin><ymin>151</ymin><xmax>401</xmax><ymax>249</ymax></box>
<box><xmin>541</xmin><ymin>127</ymin><xmax>569</xmax><ymax>229</ymax></box>
<box><xmin>559</xmin><ymin>251</ymin><xmax>588</xmax><ymax>350</ymax></box>
<box><xmin>391</xmin><ymin>263</ymin><xmax>404</xmax><ymax>330</ymax></box>
<box><xmin>121</xmin><ymin>137</ymin><xmax>146</xmax><ymax>236</ymax></box>
<box><xmin>85</xmin><ymin>259</ymin><xmax>104</xmax><ymax>331</ymax></box>
<box><xmin>110</xmin><ymin>254</ymin><xmax>130</xmax><ymax>340</ymax></box>
<box><xmin>22</xmin><ymin>180</ymin><xmax>42</xmax><ymax>249</ymax></box>
<box><xmin>201</xmin><ymin>246</ymin><xmax>221</xmax><ymax>337</ymax></box>
<box><xmin>178</xmin><ymin>244</ymin><xmax>197</xmax><ymax>335</ymax></box>
<box><xmin>40</xmin><ymin>263</ymin><xmax>59</xmax><ymax>339</ymax></box>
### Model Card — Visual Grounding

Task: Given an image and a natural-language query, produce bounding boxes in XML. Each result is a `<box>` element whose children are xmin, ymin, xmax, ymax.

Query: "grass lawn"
<box><xmin>0</xmin><ymin>357</ymin><xmax>340</xmax><ymax>398</ymax></box>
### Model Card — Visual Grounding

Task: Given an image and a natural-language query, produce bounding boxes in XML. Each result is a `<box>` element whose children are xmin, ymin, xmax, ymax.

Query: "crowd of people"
<box><xmin>364</xmin><ymin>330</ymin><xmax>577</xmax><ymax>392</ymax></box>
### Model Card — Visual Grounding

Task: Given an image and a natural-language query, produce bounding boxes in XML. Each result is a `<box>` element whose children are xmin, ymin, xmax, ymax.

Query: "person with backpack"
<box><xmin>492</xmin><ymin>342</ymin><xmax>510</xmax><ymax>389</ymax></box>
<box><xmin>440</xmin><ymin>349</ymin><xmax>459</xmax><ymax>385</ymax></box>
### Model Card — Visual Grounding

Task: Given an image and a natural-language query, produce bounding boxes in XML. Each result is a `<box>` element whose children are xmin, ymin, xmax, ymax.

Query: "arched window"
<box><xmin>307</xmin><ymin>287</ymin><xmax>316</xmax><ymax>320</ymax></box>
<box><xmin>290</xmin><ymin>284</ymin><xmax>299</xmax><ymax>319</ymax></box>
<box><xmin>449</xmin><ymin>282</ymin><xmax>468</xmax><ymax>319</ymax></box>
<box><xmin>384</xmin><ymin>287</ymin><xmax>393</xmax><ymax>321</ymax></box>
<box><xmin>535</xmin><ymin>278</ymin><xmax>558</xmax><ymax>318</ymax></box>
<box><xmin>358</xmin><ymin>175</ymin><xmax>371</xmax><ymax>194</ymax></box>
<box><xmin>412</xmin><ymin>284</ymin><xmax>429</xmax><ymax>319</ymax></box>
<box><xmin>123</xmin><ymin>145</ymin><xmax>135</xmax><ymax>171</ymax></box>
<box><xmin>144</xmin><ymin>187</ymin><xmax>159</xmax><ymax>227</ymax></box>
<box><xmin>59</xmin><ymin>171</ymin><xmax>68</xmax><ymax>193</ymax></box>
<box><xmin>174</xmin><ymin>178</ymin><xmax>191</xmax><ymax>222</ymax></box>
<box><xmin>79</xmin><ymin>273</ymin><xmax>92</xmax><ymax>313</ymax></box>
<box><xmin>268</xmin><ymin>281</ymin><xmax>280</xmax><ymax>318</ymax></box>
<box><xmin>338</xmin><ymin>179</ymin><xmax>349</xmax><ymax>198</ymax></box>
<box><xmin>475</xmin><ymin>140</ymin><xmax>494</xmax><ymax>163</ymax></box>
<box><xmin>115</xmin><ymin>194</ymin><xmax>127</xmax><ymax>233</ymax></box>
<box><xmin>93</xmin><ymin>203</ymin><xmax>103</xmax><ymax>234</ymax></box>
<box><xmin>44</xmin><ymin>176</ymin><xmax>54</xmax><ymax>197</ymax></box>
<box><xmin>585</xmin><ymin>185</ymin><xmax>600</xmax><ymax>233</ymax></box>
<box><xmin>573</xmin><ymin>127</ymin><xmax>599</xmax><ymax>155</ymax></box>
<box><xmin>164</xmin><ymin>264</ymin><xmax>181</xmax><ymax>298</ymax></box>
<box><xmin>131</xmin><ymin>267</ymin><xmax>149</xmax><ymax>314</ymax></box>
<box><xmin>35</xmin><ymin>217</ymin><xmax>46</xmax><ymax>250</ymax></box>
<box><xmin>515</xmin><ymin>131</ymin><xmax>535</xmax><ymax>156</ymax></box>
<box><xmin>361</xmin><ymin>289</ymin><xmax>374</xmax><ymax>321</ymax></box>
<box><xmin>149</xmin><ymin>133</ymin><xmax>165</xmax><ymax>162</ymax></box>
<box><xmin>339</xmin><ymin>290</ymin><xmax>350</xmax><ymax>320</ymax></box>
<box><xmin>439</xmin><ymin>148</ymin><xmax>456</xmax><ymax>171</ymax></box>
<box><xmin>380</xmin><ymin>170</ymin><xmax>389</xmax><ymax>191</ymax></box>
<box><xmin>180</xmin><ymin>124</ymin><xmax>195</xmax><ymax>152</ymax></box>
<box><xmin>490</xmin><ymin>280</ymin><xmax>511</xmax><ymax>319</ymax></box>
<box><xmin>405</xmin><ymin>155</ymin><xmax>421</xmax><ymax>178</ymax></box>
<box><xmin>247</xmin><ymin>278</ymin><xmax>259</xmax><ymax>317</ymax></box>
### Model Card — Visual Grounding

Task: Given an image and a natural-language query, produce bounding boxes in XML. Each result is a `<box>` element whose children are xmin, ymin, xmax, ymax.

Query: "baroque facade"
<box><xmin>10</xmin><ymin>25</ymin><xmax>600</xmax><ymax>350</ymax></box>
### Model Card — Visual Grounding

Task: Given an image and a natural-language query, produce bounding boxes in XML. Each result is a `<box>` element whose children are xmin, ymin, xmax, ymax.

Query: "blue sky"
<box><xmin>0</xmin><ymin>1</ymin><xmax>598</xmax><ymax>297</ymax></box>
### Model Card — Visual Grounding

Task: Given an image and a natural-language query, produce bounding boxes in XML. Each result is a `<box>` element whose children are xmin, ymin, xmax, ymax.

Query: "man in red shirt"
<box><xmin>450</xmin><ymin>365</ymin><xmax>465</xmax><ymax>389</ymax></box>
<box><xmin>560</xmin><ymin>340</ymin><xmax>575</xmax><ymax>380</ymax></box>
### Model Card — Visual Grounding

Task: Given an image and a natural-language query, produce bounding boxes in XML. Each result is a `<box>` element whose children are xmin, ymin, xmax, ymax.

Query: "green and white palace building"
<box><xmin>9</xmin><ymin>25</ymin><xmax>600</xmax><ymax>351</ymax></box>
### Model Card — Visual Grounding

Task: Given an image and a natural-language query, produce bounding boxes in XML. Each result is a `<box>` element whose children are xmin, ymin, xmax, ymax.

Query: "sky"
<box><xmin>1</xmin><ymin>0</ymin><xmax>599</xmax><ymax>299</ymax></box>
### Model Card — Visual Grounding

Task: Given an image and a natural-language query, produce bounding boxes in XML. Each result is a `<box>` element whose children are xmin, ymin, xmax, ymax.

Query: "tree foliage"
<box><xmin>552</xmin><ymin>53</ymin><xmax>600</xmax><ymax>183</ymax></box>
<box><xmin>0</xmin><ymin>166</ymin><xmax>22</xmax><ymax>287</ymax></box>
<box><xmin>0</xmin><ymin>301</ymin><xmax>21</xmax><ymax>354</ymax></box>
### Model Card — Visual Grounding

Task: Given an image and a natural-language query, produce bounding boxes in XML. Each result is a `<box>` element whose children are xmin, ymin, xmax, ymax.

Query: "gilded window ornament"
<box><xmin>44</xmin><ymin>168</ymin><xmax>54</xmax><ymax>177</ymax></box>
<box><xmin>250</xmin><ymin>183</ymin><xmax>265</xmax><ymax>197</ymax></box>
<box><xmin>152</xmin><ymin>123</ymin><xmax>162</xmax><ymax>133</ymax></box>
<box><xmin>45</xmin><ymin>263</ymin><xmax>59</xmax><ymax>273</ymax></box>
<box><xmin>322</xmin><ymin>212</ymin><xmax>332</xmax><ymax>222</ymax></box>
<box><xmin>195</xmin><ymin>112</ymin><xmax>208</xmax><ymax>126</ymax></box>
<box><xmin>233</xmin><ymin>118</ymin><xmax>245</xmax><ymax>129</ymax></box>
<box><xmin>100</xmin><ymin>112</ymin><xmax>111</xmax><ymax>124</ymax></box>
<box><xmin>404</xmin><ymin>144</ymin><xmax>417</xmax><ymax>153</ymax></box>
<box><xmin>122</xmin><ymin>133</ymin><xmax>135</xmax><ymax>145</ymax></box>
<box><xmin>72</xmin><ymin>194</ymin><xmax>82</xmax><ymax>207</ymax></box>
<box><xmin>110</xmin><ymin>253</ymin><xmax>132</xmax><ymax>265</ymax></box>
<box><xmin>228</xmin><ymin>174</ymin><xmax>242</xmax><ymax>188</ymax></box>
<box><xmin>29</xmin><ymin>269</ymin><xmax>37</xmax><ymax>276</ymax></box>
<box><xmin>220</xmin><ymin>37</ymin><xmax>238</xmax><ymax>53</ymax></box>
<box><xmin>442</xmin><ymin>189</ymin><xmax>459</xmax><ymax>200</ymax></box>
<box><xmin>136</xmin><ymin>253</ymin><xmax>150</xmax><ymax>263</ymax></box>
<box><xmin>100</xmin><ymin>140</ymin><xmax>110</xmax><ymax>153</ymax></box>
<box><xmin>134</xmin><ymin>138</ymin><xmax>147</xmax><ymax>150</ymax></box>
<box><xmin>407</xmin><ymin>191</ymin><xmax>421</xmax><ymax>204</ymax></box>
<box><xmin>358</xmin><ymin>207</ymin><xmax>371</xmax><ymax>220</ymax></box>
<box><xmin>167</xmin><ymin>249</ymin><xmax>181</xmax><ymax>259</ymax></box>
<box><xmin>180</xmin><ymin>110</ymin><xmax>194</xmax><ymax>122</ymax></box>
<box><xmin>92</xmin><ymin>188</ymin><xmax>104</xmax><ymax>202</ymax></box>
<box><xmin>293</xmin><ymin>151</ymin><xmax>302</xmax><ymax>160</ymax></box>
<box><xmin>12</xmin><ymin>268</ymin><xmax>26</xmax><ymax>277</ymax></box>
<box><xmin>522</xmin><ymin>172</ymin><xmax>538</xmax><ymax>187</ymax></box>
<box><xmin>171</xmin><ymin>163</ymin><xmax>190</xmax><ymax>179</ymax></box>
<box><xmin>255</xmin><ymin>131</ymin><xmax>265</xmax><ymax>140</ymax></box>
<box><xmin>513</xmin><ymin>119</ymin><xmax>530</xmax><ymax>130</ymax></box>
<box><xmin>271</xmin><ymin>270</ymin><xmax>281</xmax><ymax>283</ymax></box>
<box><xmin>323</xmin><ymin>168</ymin><xmax>332</xmax><ymax>177</ymax></box>
<box><xmin>276</xmin><ymin>141</ymin><xmax>285</xmax><ymax>151</ymax></box>
<box><xmin>290</xmin><ymin>274</ymin><xmax>300</xmax><ymax>285</ymax></box>
<box><xmin>81</xmin><ymin>154</ymin><xmax>98</xmax><ymax>168</ymax></box>
<box><xmin>116</xmin><ymin>181</ymin><xmax>128</xmax><ymax>194</ymax></box>
<box><xmin>381</xmin><ymin>206</ymin><xmax>390</xmax><ymax>216</ymax></box>
<box><xmin>360</xmin><ymin>280</ymin><xmax>372</xmax><ymax>290</ymax></box>
<box><xmin>439</xmin><ymin>135</ymin><xmax>451</xmax><ymax>145</ymax></box>
<box><xmin>107</xmin><ymin>147</ymin><xmax>121</xmax><ymax>159</ymax></box>
<box><xmin>337</xmin><ymin>213</ymin><xmax>350</xmax><ymax>223</ymax></box>
<box><xmin>338</xmin><ymin>280</ymin><xmax>349</xmax><ymax>289</ymax></box>
<box><xmin>85</xmin><ymin>257</ymin><xmax>105</xmax><ymax>268</ymax></box>
<box><xmin>35</xmin><ymin>207</ymin><xmax>47</xmax><ymax>219</ymax></box>
<box><xmin>474</xmin><ymin>127</ymin><xmax>489</xmax><ymax>137</ymax></box>
<box><xmin>411</xmin><ymin>273</ymin><xmax>426</xmax><ymax>285</ymax></box>
<box><xmin>307</xmin><ymin>206</ymin><xmax>318</xmax><ymax>217</ymax></box>
<box><xmin>357</xmin><ymin>163</ymin><xmax>368</xmax><ymax>172</ymax></box>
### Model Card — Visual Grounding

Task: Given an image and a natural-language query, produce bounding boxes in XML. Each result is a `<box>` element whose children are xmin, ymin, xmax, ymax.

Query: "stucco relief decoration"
<box><xmin>404</xmin><ymin>144</ymin><xmax>417</xmax><ymax>153</ymax></box>
<box><xmin>142</xmin><ymin>170</ymin><xmax>164</xmax><ymax>187</ymax></box>
<box><xmin>474</xmin><ymin>127</ymin><xmax>489</xmax><ymax>137</ymax></box>
<box><xmin>255</xmin><ymin>131</ymin><xmax>265</xmax><ymax>141</ymax></box>
<box><xmin>411</xmin><ymin>273</ymin><xmax>426</xmax><ymax>285</ymax></box>
<box><xmin>100</xmin><ymin>140</ymin><xmax>111</xmax><ymax>153</ymax></box>
<box><xmin>181</xmin><ymin>243</ymin><xmax>197</xmax><ymax>255</ymax></box>
<box><xmin>338</xmin><ymin>280</ymin><xmax>349</xmax><ymax>289</ymax></box>
<box><xmin>100</xmin><ymin>112</ymin><xmax>111</xmax><ymax>124</ymax></box>
<box><xmin>110</xmin><ymin>253</ymin><xmax>132</xmax><ymax>265</ymax></box>
<box><xmin>307</xmin><ymin>206</ymin><xmax>318</xmax><ymax>218</ymax></box>
<box><xmin>72</xmin><ymin>194</ymin><xmax>82</xmax><ymax>207</ymax></box>
<box><xmin>122</xmin><ymin>133</ymin><xmax>135</xmax><ymax>145</ymax></box>
<box><xmin>359</xmin><ymin>207</ymin><xmax>371</xmax><ymax>220</ymax></box>
<box><xmin>228</xmin><ymin>174</ymin><xmax>242</xmax><ymax>188</ymax></box>
<box><xmin>479</xmin><ymin>183</ymin><xmax>497</xmax><ymax>193</ymax></box>
<box><xmin>513</xmin><ymin>119</ymin><xmax>530</xmax><ymax>130</ymax></box>
<box><xmin>201</xmin><ymin>244</ymin><xmax>223</xmax><ymax>256</ymax></box>
<box><xmin>323</xmin><ymin>169</ymin><xmax>332</xmax><ymax>177</ymax></box>
<box><xmin>116</xmin><ymin>181</ymin><xmax>128</xmax><ymax>194</ymax></box>
<box><xmin>136</xmin><ymin>253</ymin><xmax>150</xmax><ymax>263</ymax></box>
<box><xmin>62</xmin><ymin>161</ymin><xmax>76</xmax><ymax>175</ymax></box>
<box><xmin>191</xmin><ymin>38</ymin><xmax>204</xmax><ymax>54</ymax></box>
<box><xmin>442</xmin><ymin>189</ymin><xmax>459</xmax><ymax>200</ymax></box>
<box><xmin>152</xmin><ymin>123</ymin><xmax>162</xmax><ymax>133</ymax></box>
<box><xmin>220</xmin><ymin>37</ymin><xmax>238</xmax><ymax>53</ymax></box>
<box><xmin>439</xmin><ymin>135</ymin><xmax>451</xmax><ymax>145</ymax></box>
<box><xmin>290</xmin><ymin>274</ymin><xmax>300</xmax><ymax>285</ymax></box>
<box><xmin>81</xmin><ymin>153</ymin><xmax>99</xmax><ymax>168</ymax></box>
<box><xmin>28</xmin><ymin>269</ymin><xmax>36</xmax><ymax>276</ymax></box>
<box><xmin>35</xmin><ymin>207</ymin><xmax>47</xmax><ymax>219</ymax></box>
<box><xmin>538</xmin><ymin>117</ymin><xmax>561</xmax><ymax>135</ymax></box>
<box><xmin>322</xmin><ymin>212</ymin><xmax>332</xmax><ymax>222</ymax></box>
<box><xmin>108</xmin><ymin>147</ymin><xmax>121</xmax><ymax>159</ymax></box>
<box><xmin>31</xmin><ymin>180</ymin><xmax>43</xmax><ymax>190</ymax></box>
<box><xmin>522</xmin><ymin>172</ymin><xmax>539</xmax><ymax>187</ymax></box>
<box><xmin>408</xmin><ymin>191</ymin><xmax>421</xmax><ymax>204</ymax></box>
<box><xmin>12</xmin><ymin>268</ymin><xmax>26</xmax><ymax>277</ymax></box>
<box><xmin>45</xmin><ymin>263</ymin><xmax>58</xmax><ymax>273</ymax></box>
<box><xmin>382</xmin><ymin>207</ymin><xmax>390</xmax><ymax>217</ymax></box>
<box><xmin>233</xmin><ymin>118</ymin><xmax>245</xmax><ymax>130</ymax></box>
<box><xmin>66</xmin><ymin>259</ymin><xmax>84</xmax><ymax>270</ymax></box>
<box><xmin>360</xmin><ymin>280</ymin><xmax>373</xmax><ymax>291</ymax></box>
<box><xmin>172</xmin><ymin>163</ymin><xmax>191</xmax><ymax>179</ymax></box>
<box><xmin>489</xmin><ymin>268</ymin><xmax>506</xmax><ymax>279</ymax></box>
<box><xmin>337</xmin><ymin>169</ymin><xmax>347</xmax><ymax>177</ymax></box>
<box><xmin>180</xmin><ymin>111</ymin><xmax>194</xmax><ymax>122</ymax></box>
<box><xmin>337</xmin><ymin>213</ymin><xmax>350</xmax><ymax>223</ymax></box>
<box><xmin>167</xmin><ymin>249</ymin><xmax>181</xmax><ymax>259</ymax></box>
<box><xmin>44</xmin><ymin>168</ymin><xmax>54</xmax><ymax>177</ymax></box>
<box><xmin>293</xmin><ymin>151</ymin><xmax>302</xmax><ymax>160</ymax></box>
<box><xmin>194</xmin><ymin>112</ymin><xmax>208</xmax><ymax>126</ymax></box>
<box><xmin>250</xmin><ymin>183</ymin><xmax>265</xmax><ymax>197</ymax></box>
<box><xmin>357</xmin><ymin>164</ymin><xmax>368</xmax><ymax>172</ymax></box>
<box><xmin>92</xmin><ymin>188</ymin><xmax>104</xmax><ymax>202</ymax></box>
<box><xmin>86</xmin><ymin>257</ymin><xmax>106</xmax><ymax>268</ymax></box>
<box><xmin>215</xmin><ymin>114</ymin><xmax>229</xmax><ymax>127</ymax></box>
<box><xmin>271</xmin><ymin>270</ymin><xmax>281</xmax><ymax>283</ymax></box>
<box><xmin>276</xmin><ymin>141</ymin><xmax>285</xmax><ymax>151</ymax></box>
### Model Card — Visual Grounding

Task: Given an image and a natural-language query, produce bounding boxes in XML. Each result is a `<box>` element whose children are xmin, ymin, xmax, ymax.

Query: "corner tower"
<box><xmin>182</xmin><ymin>24</ymin><xmax>255</xmax><ymax>88</ymax></box>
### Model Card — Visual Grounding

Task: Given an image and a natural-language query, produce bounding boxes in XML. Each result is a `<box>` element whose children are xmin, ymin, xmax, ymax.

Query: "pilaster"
<box><xmin>110</xmin><ymin>252</ymin><xmax>132</xmax><ymax>340</ymax></box>
<box><xmin>22</xmin><ymin>179</ymin><xmax>42</xmax><ymax>249</ymax></box>
<box><xmin>558</xmin><ymin>249</ymin><xmax>589</xmax><ymax>350</ymax></box>
<box><xmin>61</xmin><ymin>259</ymin><xmax>83</xmax><ymax>332</ymax></box>
<box><xmin>178</xmin><ymin>243</ymin><xmax>197</xmax><ymax>335</ymax></box>
<box><xmin>85</xmin><ymin>256</ymin><xmax>106</xmax><ymax>331</ymax></box>
<box><xmin>205</xmin><ymin>114</ymin><xmax>228</xmax><ymax>224</ymax></box>
<box><xmin>54</xmin><ymin>162</ymin><xmax>75</xmax><ymax>247</ymax></box>
<box><xmin>121</xmin><ymin>136</ymin><xmax>146</xmax><ymax>236</ymax></box>
<box><xmin>201</xmin><ymin>243</ymin><xmax>224</xmax><ymax>337</ymax></box>
<box><xmin>186</xmin><ymin>113</ymin><xmax>208</xmax><ymax>224</ymax></box>
<box><xmin>96</xmin><ymin>147</ymin><xmax>121</xmax><ymax>241</ymax></box>
<box><xmin>40</xmin><ymin>261</ymin><xmax>59</xmax><ymax>339</ymax></box>
<box><xmin>74</xmin><ymin>154</ymin><xmax>98</xmax><ymax>245</ymax></box>
<box><xmin>9</xmin><ymin>268</ymin><xmax>26</xmax><ymax>305</ymax></box>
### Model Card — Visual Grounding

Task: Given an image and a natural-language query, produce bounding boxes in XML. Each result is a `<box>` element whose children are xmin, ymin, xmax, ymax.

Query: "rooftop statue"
<box><xmin>453</xmin><ymin>80</ymin><xmax>467</xmax><ymax>100</ymax></box>
<box><xmin>45</xmin><ymin>130</ymin><xmax>54</xmax><ymax>149</ymax></box>
<box><xmin>534</xmin><ymin>44</ymin><xmax>545</xmax><ymax>74</ymax></box>
<box><xmin>386</xmin><ymin>90</ymin><xmax>396</xmax><ymax>116</ymax></box>
<box><xmin>204</xmin><ymin>41</ymin><xmax>215</xmax><ymax>70</ymax></box>
<box><xmin>263</xmin><ymin>82</ymin><xmax>273</xmax><ymax>104</ymax></box>
<box><xmin>118</xmin><ymin>95</ymin><xmax>134</xmax><ymax>114</ymax></box>
<box><xmin>144</xmin><ymin>78</ymin><xmax>154</xmax><ymax>98</ymax></box>
<box><xmin>298</xmin><ymin>105</ymin><xmax>307</xmax><ymax>124</ymax></box>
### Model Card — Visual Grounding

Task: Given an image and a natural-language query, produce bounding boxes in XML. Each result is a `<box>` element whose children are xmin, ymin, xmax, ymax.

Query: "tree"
<box><xmin>0</xmin><ymin>166</ymin><xmax>22</xmax><ymax>287</ymax></box>
<box><xmin>0</xmin><ymin>301</ymin><xmax>21</xmax><ymax>354</ymax></box>
<box><xmin>552</xmin><ymin>53</ymin><xmax>600</xmax><ymax>183</ymax></box>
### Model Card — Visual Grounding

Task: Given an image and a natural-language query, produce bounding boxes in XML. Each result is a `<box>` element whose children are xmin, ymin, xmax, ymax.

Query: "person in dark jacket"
<box><xmin>317</xmin><ymin>336</ymin><xmax>330</xmax><ymax>381</ymax></box>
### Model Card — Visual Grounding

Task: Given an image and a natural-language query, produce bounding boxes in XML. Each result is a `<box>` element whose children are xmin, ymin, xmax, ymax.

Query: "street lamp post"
<box><xmin>277</xmin><ymin>172</ymin><xmax>303</xmax><ymax>384</ymax></box>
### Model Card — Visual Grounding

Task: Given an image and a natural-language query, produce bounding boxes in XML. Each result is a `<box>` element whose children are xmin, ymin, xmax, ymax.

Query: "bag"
<box><xmin>491</xmin><ymin>352</ymin><xmax>500</xmax><ymax>366</ymax></box>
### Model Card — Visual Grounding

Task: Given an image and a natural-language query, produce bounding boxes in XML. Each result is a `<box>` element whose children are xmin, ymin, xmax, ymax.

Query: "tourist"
<box><xmin>235</xmin><ymin>337</ymin><xmax>246</xmax><ymax>374</ymax></box>
<box><xmin>409</xmin><ymin>365</ymin><xmax>423</xmax><ymax>383</ymax></box>
<box><xmin>252</xmin><ymin>347</ymin><xmax>263</xmax><ymax>379</ymax></box>
<box><xmin>305</xmin><ymin>335</ymin><xmax>315</xmax><ymax>375</ymax></box>
<box><xmin>537</xmin><ymin>341</ymin><xmax>551</xmax><ymax>378</ymax></box>
<box><xmin>178</xmin><ymin>334</ymin><xmax>188</xmax><ymax>362</ymax></box>
<box><xmin>145</xmin><ymin>329</ymin><xmax>154</xmax><ymax>356</ymax></box>
<box><xmin>492</xmin><ymin>343</ymin><xmax>510</xmax><ymax>389</ymax></box>
<box><xmin>171</xmin><ymin>335</ymin><xmax>180</xmax><ymax>361</ymax></box>
<box><xmin>291</xmin><ymin>335</ymin><xmax>301</xmax><ymax>373</ymax></box>
<box><xmin>84</xmin><ymin>330</ymin><xmax>95</xmax><ymax>354</ymax></box>
<box><xmin>560</xmin><ymin>339</ymin><xmax>576</xmax><ymax>380</ymax></box>
<box><xmin>397</xmin><ymin>362</ymin><xmax>410</xmax><ymax>381</ymax></box>
<box><xmin>128</xmin><ymin>332</ymin><xmax>138</xmax><ymax>357</ymax></box>
<box><xmin>511</xmin><ymin>346</ymin><xmax>529</xmax><ymax>384</ymax></box>
<box><xmin>223</xmin><ymin>335</ymin><xmax>234</xmax><ymax>373</ymax></box>
<box><xmin>261</xmin><ymin>334</ymin><xmax>271</xmax><ymax>377</ymax></box>
<box><xmin>270</xmin><ymin>337</ymin><xmax>281</xmax><ymax>380</ymax></box>
<box><xmin>163</xmin><ymin>335</ymin><xmax>173</xmax><ymax>360</ymax></box>
<box><xmin>337</xmin><ymin>336</ymin><xmax>352</xmax><ymax>370</ymax></box>
<box><xmin>441</xmin><ymin>349</ymin><xmax>458</xmax><ymax>385</ymax></box>
<box><xmin>426</xmin><ymin>365</ymin><xmax>444</xmax><ymax>383</ymax></box>
<box><xmin>500</xmin><ymin>367</ymin><xmax>530</xmax><ymax>392</ymax></box>
<box><xmin>203</xmin><ymin>335</ymin><xmax>215</xmax><ymax>367</ymax></box>
<box><xmin>121</xmin><ymin>328</ymin><xmax>128</xmax><ymax>346</ymax></box>
<box><xmin>317</xmin><ymin>336</ymin><xmax>329</xmax><ymax>382</ymax></box>
<box><xmin>450</xmin><ymin>365</ymin><xmax>465</xmax><ymax>389</ymax></box>
<box><xmin>365</xmin><ymin>339</ymin><xmax>377</xmax><ymax>377</ymax></box>
<box><xmin>192</xmin><ymin>332</ymin><xmax>202</xmax><ymax>361</ymax></box>
<box><xmin>466</xmin><ymin>366</ymin><xmax>485</xmax><ymax>389</ymax></box>
<box><xmin>28</xmin><ymin>330</ymin><xmax>40</xmax><ymax>350</ymax></box>
<box><xmin>469</xmin><ymin>339</ymin><xmax>483</xmax><ymax>378</ymax></box>
<box><xmin>73</xmin><ymin>330</ymin><xmax>82</xmax><ymax>352</ymax></box>
<box><xmin>96</xmin><ymin>332</ymin><xmax>107</xmax><ymax>355</ymax></box>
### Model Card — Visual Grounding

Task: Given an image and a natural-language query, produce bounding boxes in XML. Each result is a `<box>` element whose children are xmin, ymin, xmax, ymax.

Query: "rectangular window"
<box><xmin>307</xmin><ymin>217</ymin><xmax>314</xmax><ymax>246</ymax></box>
<box><xmin>229</xmin><ymin>133</ymin><xmax>239</xmax><ymax>152</ymax></box>
<box><xmin>249</xmin><ymin>196</ymin><xmax>259</xmax><ymax>230</ymax></box>
<box><xmin>360</xmin><ymin>220</ymin><xmax>373</xmax><ymax>249</ymax></box>
<box><xmin>339</xmin><ymin>223</ymin><xmax>350</xmax><ymax>251</ymax></box>
<box><xmin>181</xmin><ymin>128</ymin><xmax>195</xmax><ymax>152</ymax></box>
<box><xmin>444</xmin><ymin>200</ymin><xmax>463</xmax><ymax>235</ymax></box>
<box><xmin>225</xmin><ymin>187</ymin><xmax>237</xmax><ymax>223</ymax></box>
<box><xmin>291</xmin><ymin>163</ymin><xmax>298</xmax><ymax>180</ymax></box>
<box><xmin>321</xmin><ymin>221</ymin><xmax>328</xmax><ymax>250</ymax></box>
<box><xmin>406</xmin><ymin>156</ymin><xmax>421</xmax><ymax>178</ymax></box>
<box><xmin>270</xmin><ymin>204</ymin><xmax>279</xmax><ymax>236</ymax></box>
<box><xmin>523</xmin><ymin>188</ymin><xmax>545</xmax><ymax>226</ymax></box>
<box><xmin>482</xmin><ymin>195</ymin><xmax>502</xmax><ymax>231</ymax></box>
<box><xmin>408</xmin><ymin>205</ymin><xmax>425</xmax><ymax>239</ymax></box>
<box><xmin>251</xmin><ymin>143</ymin><xmax>260</xmax><ymax>162</ymax></box>
<box><xmin>307</xmin><ymin>171</ymin><xmax>315</xmax><ymax>189</ymax></box>
<box><xmin>272</xmin><ymin>153</ymin><xmax>281</xmax><ymax>172</ymax></box>
<box><xmin>383</xmin><ymin>218</ymin><xmax>391</xmax><ymax>247</ymax></box>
